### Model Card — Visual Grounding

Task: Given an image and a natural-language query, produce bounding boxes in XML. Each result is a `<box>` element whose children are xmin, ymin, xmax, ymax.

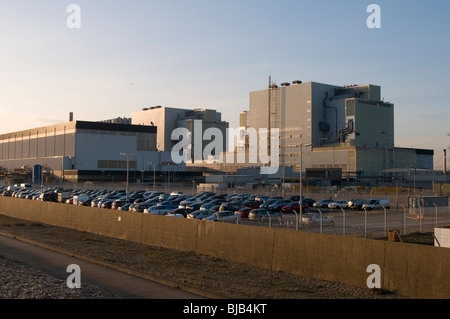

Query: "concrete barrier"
<box><xmin>0</xmin><ymin>196</ymin><xmax>449</xmax><ymax>298</ymax></box>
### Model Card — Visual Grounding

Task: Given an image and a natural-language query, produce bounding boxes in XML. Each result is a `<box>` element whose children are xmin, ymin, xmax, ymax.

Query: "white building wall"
<box><xmin>435</xmin><ymin>227</ymin><xmax>450</xmax><ymax>248</ymax></box>
<box><xmin>74</xmin><ymin>133</ymin><xmax>183</xmax><ymax>172</ymax></box>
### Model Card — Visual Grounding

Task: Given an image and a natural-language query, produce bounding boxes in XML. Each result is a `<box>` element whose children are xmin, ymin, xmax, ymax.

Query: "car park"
<box><xmin>301</xmin><ymin>213</ymin><xmax>335</xmax><ymax>226</ymax></box>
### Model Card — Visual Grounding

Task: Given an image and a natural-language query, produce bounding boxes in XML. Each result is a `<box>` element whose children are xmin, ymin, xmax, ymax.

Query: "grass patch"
<box><xmin>400</xmin><ymin>232</ymin><xmax>434</xmax><ymax>246</ymax></box>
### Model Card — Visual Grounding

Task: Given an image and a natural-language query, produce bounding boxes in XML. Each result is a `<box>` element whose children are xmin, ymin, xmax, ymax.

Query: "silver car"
<box><xmin>301</xmin><ymin>213</ymin><xmax>335</xmax><ymax>226</ymax></box>
<box><xmin>204</xmin><ymin>211</ymin><xmax>239</xmax><ymax>222</ymax></box>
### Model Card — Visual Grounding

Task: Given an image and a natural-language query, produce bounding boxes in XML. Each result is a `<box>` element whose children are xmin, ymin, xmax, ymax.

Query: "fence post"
<box><xmin>383</xmin><ymin>206</ymin><xmax>387</xmax><ymax>238</ymax></box>
<box><xmin>401</xmin><ymin>204</ymin><xmax>406</xmax><ymax>236</ymax></box>
<box><xmin>433</xmin><ymin>203</ymin><xmax>438</xmax><ymax>229</ymax></box>
<box><xmin>318</xmin><ymin>209</ymin><xmax>323</xmax><ymax>234</ymax></box>
<box><xmin>418</xmin><ymin>204</ymin><xmax>422</xmax><ymax>233</ymax></box>
<box><xmin>364</xmin><ymin>207</ymin><xmax>368</xmax><ymax>238</ymax></box>
<box><xmin>293</xmin><ymin>210</ymin><xmax>298</xmax><ymax>231</ymax></box>
<box><xmin>341</xmin><ymin>207</ymin><xmax>346</xmax><ymax>236</ymax></box>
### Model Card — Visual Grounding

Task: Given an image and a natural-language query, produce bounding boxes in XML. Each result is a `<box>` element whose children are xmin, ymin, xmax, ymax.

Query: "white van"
<box><xmin>362</xmin><ymin>198</ymin><xmax>390</xmax><ymax>210</ymax></box>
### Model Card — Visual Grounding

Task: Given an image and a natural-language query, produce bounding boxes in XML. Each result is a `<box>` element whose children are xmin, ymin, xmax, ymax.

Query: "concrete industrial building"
<box><xmin>0</xmin><ymin>120</ymin><xmax>183</xmax><ymax>184</ymax></box>
<box><xmin>231</xmin><ymin>80</ymin><xmax>434</xmax><ymax>181</ymax></box>
<box><xmin>132</xmin><ymin>106</ymin><xmax>229</xmax><ymax>163</ymax></box>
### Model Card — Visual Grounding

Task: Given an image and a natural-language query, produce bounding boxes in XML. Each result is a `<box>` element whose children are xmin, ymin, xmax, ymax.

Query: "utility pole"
<box><xmin>120</xmin><ymin>153</ymin><xmax>135</xmax><ymax>201</ymax></box>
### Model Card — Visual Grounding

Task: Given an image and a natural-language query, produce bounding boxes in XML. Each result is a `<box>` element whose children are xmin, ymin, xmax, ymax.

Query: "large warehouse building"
<box><xmin>229</xmin><ymin>80</ymin><xmax>434</xmax><ymax>180</ymax></box>
<box><xmin>0</xmin><ymin>120</ymin><xmax>183</xmax><ymax>183</ymax></box>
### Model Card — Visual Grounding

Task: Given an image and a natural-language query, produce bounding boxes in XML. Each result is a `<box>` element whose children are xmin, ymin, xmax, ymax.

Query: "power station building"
<box><xmin>0</xmin><ymin>120</ymin><xmax>182</xmax><ymax>183</ymax></box>
<box><xmin>234</xmin><ymin>80</ymin><xmax>433</xmax><ymax>180</ymax></box>
<box><xmin>132</xmin><ymin>106</ymin><xmax>229</xmax><ymax>163</ymax></box>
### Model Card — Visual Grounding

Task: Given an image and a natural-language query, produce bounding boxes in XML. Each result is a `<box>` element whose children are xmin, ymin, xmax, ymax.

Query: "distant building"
<box><xmin>232</xmin><ymin>80</ymin><xmax>433</xmax><ymax>180</ymax></box>
<box><xmin>0</xmin><ymin>120</ymin><xmax>182</xmax><ymax>183</ymax></box>
<box><xmin>132</xmin><ymin>106</ymin><xmax>229</xmax><ymax>163</ymax></box>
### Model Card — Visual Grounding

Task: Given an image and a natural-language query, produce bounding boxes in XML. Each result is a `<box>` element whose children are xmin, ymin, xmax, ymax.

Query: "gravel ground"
<box><xmin>0</xmin><ymin>256</ymin><xmax>122</xmax><ymax>299</ymax></box>
<box><xmin>0</xmin><ymin>214</ymin><xmax>409</xmax><ymax>299</ymax></box>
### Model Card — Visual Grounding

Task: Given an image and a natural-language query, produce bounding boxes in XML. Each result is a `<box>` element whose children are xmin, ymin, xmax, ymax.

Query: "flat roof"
<box><xmin>0</xmin><ymin>120</ymin><xmax>157</xmax><ymax>141</ymax></box>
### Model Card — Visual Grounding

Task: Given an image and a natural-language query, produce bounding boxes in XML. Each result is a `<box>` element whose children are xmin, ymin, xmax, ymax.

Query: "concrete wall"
<box><xmin>435</xmin><ymin>226</ymin><xmax>450</xmax><ymax>248</ymax></box>
<box><xmin>0</xmin><ymin>196</ymin><xmax>449</xmax><ymax>299</ymax></box>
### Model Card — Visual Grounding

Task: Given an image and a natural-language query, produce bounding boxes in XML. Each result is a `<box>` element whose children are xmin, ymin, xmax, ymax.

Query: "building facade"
<box><xmin>0</xmin><ymin>120</ymin><xmax>182</xmax><ymax>183</ymax></box>
<box><xmin>238</xmin><ymin>80</ymin><xmax>433</xmax><ymax>179</ymax></box>
<box><xmin>132</xmin><ymin>106</ymin><xmax>229</xmax><ymax>163</ymax></box>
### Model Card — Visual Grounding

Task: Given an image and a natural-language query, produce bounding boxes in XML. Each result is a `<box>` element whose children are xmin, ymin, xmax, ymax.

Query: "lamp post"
<box><xmin>147</xmin><ymin>162</ymin><xmax>156</xmax><ymax>189</ymax></box>
<box><xmin>289</xmin><ymin>143</ymin><xmax>312</xmax><ymax>228</ymax></box>
<box><xmin>120</xmin><ymin>152</ymin><xmax>135</xmax><ymax>201</ymax></box>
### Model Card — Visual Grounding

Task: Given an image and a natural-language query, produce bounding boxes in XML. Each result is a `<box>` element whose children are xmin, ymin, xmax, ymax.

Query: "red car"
<box><xmin>235</xmin><ymin>207</ymin><xmax>252</xmax><ymax>218</ymax></box>
<box><xmin>281</xmin><ymin>201</ymin><xmax>308</xmax><ymax>213</ymax></box>
<box><xmin>243</xmin><ymin>200</ymin><xmax>261</xmax><ymax>209</ymax></box>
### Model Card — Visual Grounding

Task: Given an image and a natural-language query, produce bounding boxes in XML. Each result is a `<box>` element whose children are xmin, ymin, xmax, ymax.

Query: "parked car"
<box><xmin>241</xmin><ymin>200</ymin><xmax>260</xmax><ymax>209</ymax></box>
<box><xmin>187</xmin><ymin>210</ymin><xmax>215</xmax><ymax>219</ymax></box>
<box><xmin>313</xmin><ymin>199</ymin><xmax>333</xmax><ymax>208</ymax></box>
<box><xmin>219</xmin><ymin>202</ymin><xmax>244</xmax><ymax>212</ymax></box>
<box><xmin>204</xmin><ymin>211</ymin><xmax>239</xmax><ymax>222</ymax></box>
<box><xmin>143</xmin><ymin>205</ymin><xmax>172</xmax><ymax>215</ymax></box>
<box><xmin>235</xmin><ymin>207</ymin><xmax>252</xmax><ymax>218</ymax></box>
<box><xmin>39</xmin><ymin>192</ymin><xmax>58</xmax><ymax>202</ymax></box>
<box><xmin>302</xmin><ymin>198</ymin><xmax>316</xmax><ymax>207</ymax></box>
<box><xmin>268</xmin><ymin>199</ymin><xmax>293</xmax><ymax>211</ymax></box>
<box><xmin>348</xmin><ymin>199</ymin><xmax>369</xmax><ymax>210</ymax></box>
<box><xmin>259</xmin><ymin>199</ymin><xmax>278</xmax><ymax>208</ymax></box>
<box><xmin>301</xmin><ymin>213</ymin><xmax>335</xmax><ymax>226</ymax></box>
<box><xmin>166</xmin><ymin>208</ymin><xmax>193</xmax><ymax>218</ymax></box>
<box><xmin>361</xmin><ymin>198</ymin><xmax>390</xmax><ymax>210</ymax></box>
<box><xmin>118</xmin><ymin>203</ymin><xmax>132</xmax><ymax>211</ymax></box>
<box><xmin>200</xmin><ymin>202</ymin><xmax>220</xmax><ymax>211</ymax></box>
<box><xmin>281</xmin><ymin>201</ymin><xmax>309</xmax><ymax>213</ymax></box>
<box><xmin>248</xmin><ymin>209</ymin><xmax>282</xmax><ymax>221</ymax></box>
<box><xmin>328</xmin><ymin>200</ymin><xmax>349</xmax><ymax>209</ymax></box>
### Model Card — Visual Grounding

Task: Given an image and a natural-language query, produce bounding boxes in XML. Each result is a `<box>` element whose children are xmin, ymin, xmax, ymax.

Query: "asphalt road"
<box><xmin>0</xmin><ymin>234</ymin><xmax>205</xmax><ymax>299</ymax></box>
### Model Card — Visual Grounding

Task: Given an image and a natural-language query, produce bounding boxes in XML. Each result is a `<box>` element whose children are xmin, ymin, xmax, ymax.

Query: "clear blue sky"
<box><xmin>1</xmin><ymin>1</ymin><xmax>449</xmax><ymax>168</ymax></box>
